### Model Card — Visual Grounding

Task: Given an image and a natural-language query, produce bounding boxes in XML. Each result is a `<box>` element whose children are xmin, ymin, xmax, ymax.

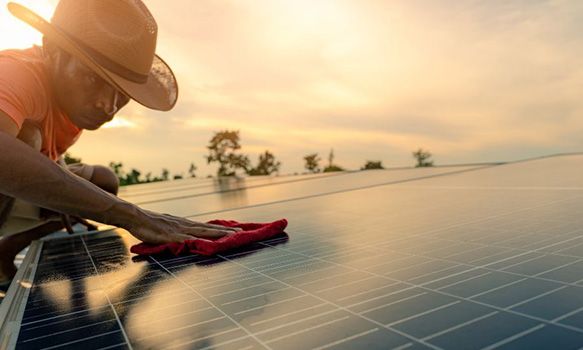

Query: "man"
<box><xmin>0</xmin><ymin>0</ymin><xmax>239</xmax><ymax>285</ymax></box>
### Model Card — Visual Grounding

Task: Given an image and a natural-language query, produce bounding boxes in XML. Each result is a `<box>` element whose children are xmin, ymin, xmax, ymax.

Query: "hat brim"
<box><xmin>7</xmin><ymin>2</ymin><xmax>178</xmax><ymax>111</ymax></box>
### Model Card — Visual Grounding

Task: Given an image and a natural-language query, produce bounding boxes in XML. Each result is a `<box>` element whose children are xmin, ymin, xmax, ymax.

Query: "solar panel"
<box><xmin>135</xmin><ymin>165</ymin><xmax>483</xmax><ymax>217</ymax></box>
<box><xmin>3</xmin><ymin>157</ymin><xmax>583</xmax><ymax>349</ymax></box>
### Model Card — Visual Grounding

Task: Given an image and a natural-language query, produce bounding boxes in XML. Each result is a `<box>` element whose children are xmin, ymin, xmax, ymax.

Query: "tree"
<box><xmin>206</xmin><ymin>130</ymin><xmax>250</xmax><ymax>177</ymax></box>
<box><xmin>412</xmin><ymin>148</ymin><xmax>434</xmax><ymax>167</ymax></box>
<box><xmin>161</xmin><ymin>168</ymin><xmax>170</xmax><ymax>181</ymax></box>
<box><xmin>109</xmin><ymin>161</ymin><xmax>123</xmax><ymax>177</ymax></box>
<box><xmin>361</xmin><ymin>160</ymin><xmax>384</xmax><ymax>170</ymax></box>
<box><xmin>188</xmin><ymin>162</ymin><xmax>197</xmax><ymax>178</ymax></box>
<box><xmin>125</xmin><ymin>169</ymin><xmax>142</xmax><ymax>185</ymax></box>
<box><xmin>247</xmin><ymin>150</ymin><xmax>281</xmax><ymax>176</ymax></box>
<box><xmin>304</xmin><ymin>153</ymin><xmax>321</xmax><ymax>173</ymax></box>
<box><xmin>323</xmin><ymin>148</ymin><xmax>344</xmax><ymax>172</ymax></box>
<box><xmin>328</xmin><ymin>148</ymin><xmax>334</xmax><ymax>168</ymax></box>
<box><xmin>63</xmin><ymin>152</ymin><xmax>81</xmax><ymax>165</ymax></box>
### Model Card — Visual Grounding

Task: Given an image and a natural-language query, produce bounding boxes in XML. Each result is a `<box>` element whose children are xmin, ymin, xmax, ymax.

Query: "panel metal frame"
<box><xmin>0</xmin><ymin>240</ymin><xmax>43</xmax><ymax>350</ymax></box>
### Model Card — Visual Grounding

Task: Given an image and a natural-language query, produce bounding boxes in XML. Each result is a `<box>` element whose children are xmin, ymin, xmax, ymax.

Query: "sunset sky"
<box><xmin>1</xmin><ymin>0</ymin><xmax>582</xmax><ymax>177</ymax></box>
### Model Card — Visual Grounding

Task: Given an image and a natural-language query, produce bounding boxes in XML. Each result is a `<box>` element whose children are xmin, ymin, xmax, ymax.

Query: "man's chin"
<box><xmin>74</xmin><ymin>117</ymin><xmax>105</xmax><ymax>130</ymax></box>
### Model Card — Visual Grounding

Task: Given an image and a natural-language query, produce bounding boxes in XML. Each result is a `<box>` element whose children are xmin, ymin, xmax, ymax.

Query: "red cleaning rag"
<box><xmin>130</xmin><ymin>219</ymin><xmax>288</xmax><ymax>256</ymax></box>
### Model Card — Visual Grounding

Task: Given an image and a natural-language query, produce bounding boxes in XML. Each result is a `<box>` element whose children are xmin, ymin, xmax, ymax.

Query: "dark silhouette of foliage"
<box><xmin>108</xmin><ymin>162</ymin><xmax>172</xmax><ymax>186</ymax></box>
<box><xmin>323</xmin><ymin>165</ymin><xmax>345</xmax><ymax>172</ymax></box>
<box><xmin>188</xmin><ymin>162</ymin><xmax>197</xmax><ymax>178</ymax></box>
<box><xmin>304</xmin><ymin>153</ymin><xmax>321</xmax><ymax>173</ymax></box>
<box><xmin>125</xmin><ymin>169</ymin><xmax>142</xmax><ymax>186</ymax></box>
<box><xmin>109</xmin><ymin>161</ymin><xmax>124</xmax><ymax>178</ymax></box>
<box><xmin>412</xmin><ymin>148</ymin><xmax>434</xmax><ymax>167</ymax></box>
<box><xmin>206</xmin><ymin>130</ymin><xmax>250</xmax><ymax>177</ymax></box>
<box><xmin>361</xmin><ymin>160</ymin><xmax>384</xmax><ymax>170</ymax></box>
<box><xmin>247</xmin><ymin>151</ymin><xmax>281</xmax><ymax>176</ymax></box>
<box><xmin>63</xmin><ymin>152</ymin><xmax>81</xmax><ymax>165</ymax></box>
<box><xmin>173</xmin><ymin>174</ymin><xmax>183</xmax><ymax>180</ymax></box>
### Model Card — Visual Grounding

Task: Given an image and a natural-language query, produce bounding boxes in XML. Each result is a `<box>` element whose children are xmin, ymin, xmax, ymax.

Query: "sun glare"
<box><xmin>103</xmin><ymin>117</ymin><xmax>137</xmax><ymax>129</ymax></box>
<box><xmin>0</xmin><ymin>0</ymin><xmax>57</xmax><ymax>50</ymax></box>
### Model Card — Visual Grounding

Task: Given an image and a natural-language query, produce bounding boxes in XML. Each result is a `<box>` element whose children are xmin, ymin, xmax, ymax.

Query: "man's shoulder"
<box><xmin>0</xmin><ymin>46</ymin><xmax>45</xmax><ymax>76</ymax></box>
<box><xmin>0</xmin><ymin>46</ymin><xmax>51</xmax><ymax>128</ymax></box>
<box><xmin>0</xmin><ymin>46</ymin><xmax>43</xmax><ymax>63</ymax></box>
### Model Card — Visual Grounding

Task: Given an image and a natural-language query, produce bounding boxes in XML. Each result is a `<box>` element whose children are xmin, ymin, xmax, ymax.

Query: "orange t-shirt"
<box><xmin>0</xmin><ymin>46</ymin><xmax>82</xmax><ymax>161</ymax></box>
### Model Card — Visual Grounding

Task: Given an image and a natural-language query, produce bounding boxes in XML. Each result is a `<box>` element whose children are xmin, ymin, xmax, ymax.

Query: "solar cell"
<box><xmin>3</xmin><ymin>156</ymin><xmax>583</xmax><ymax>349</ymax></box>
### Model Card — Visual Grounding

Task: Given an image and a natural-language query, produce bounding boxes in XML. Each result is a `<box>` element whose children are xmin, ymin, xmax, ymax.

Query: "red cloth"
<box><xmin>130</xmin><ymin>219</ymin><xmax>288</xmax><ymax>256</ymax></box>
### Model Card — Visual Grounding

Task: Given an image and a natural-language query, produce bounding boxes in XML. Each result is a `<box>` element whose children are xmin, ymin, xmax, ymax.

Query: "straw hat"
<box><xmin>7</xmin><ymin>0</ymin><xmax>178</xmax><ymax>111</ymax></box>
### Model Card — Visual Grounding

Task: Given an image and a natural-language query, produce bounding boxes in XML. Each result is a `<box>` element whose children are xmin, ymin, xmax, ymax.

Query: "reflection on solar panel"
<box><xmin>3</xmin><ymin>156</ymin><xmax>583</xmax><ymax>349</ymax></box>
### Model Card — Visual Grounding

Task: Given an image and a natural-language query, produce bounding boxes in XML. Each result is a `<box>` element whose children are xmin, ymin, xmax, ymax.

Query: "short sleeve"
<box><xmin>0</xmin><ymin>57</ymin><xmax>44</xmax><ymax>130</ymax></box>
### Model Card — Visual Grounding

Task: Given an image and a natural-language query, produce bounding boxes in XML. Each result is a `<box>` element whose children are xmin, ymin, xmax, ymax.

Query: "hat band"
<box><xmin>63</xmin><ymin>30</ymin><xmax>150</xmax><ymax>84</ymax></box>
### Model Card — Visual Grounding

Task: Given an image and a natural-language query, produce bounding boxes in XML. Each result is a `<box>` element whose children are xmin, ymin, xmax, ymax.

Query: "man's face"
<box><xmin>47</xmin><ymin>47</ymin><xmax>130</xmax><ymax>130</ymax></box>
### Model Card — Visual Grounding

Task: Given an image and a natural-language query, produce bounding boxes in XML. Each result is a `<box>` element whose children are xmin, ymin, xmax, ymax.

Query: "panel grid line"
<box><xmin>358</xmin><ymin>292</ymin><xmax>428</xmax><ymax>315</ymax></box>
<box><xmin>288</xmin><ymin>228</ymin><xmax>583</xmax><ymax>292</ymax></box>
<box><xmin>259</xmin><ymin>237</ymin><xmax>583</xmax><ymax>337</ymax></box>
<box><xmin>312</xmin><ymin>328</ymin><xmax>380</xmax><ymax>350</ymax></box>
<box><xmin>150</xmin><ymin>256</ymin><xmax>273</xmax><ymax>350</ymax></box>
<box><xmin>386</xmin><ymin>301</ymin><xmax>461</xmax><ymax>327</ymax></box>
<box><xmin>165</xmin><ymin>327</ymin><xmax>242</xmax><ymax>350</ymax></box>
<box><xmin>134</xmin><ymin>316</ymin><xmax>226</xmax><ymax>342</ymax></box>
<box><xmin>263</xmin><ymin>316</ymin><xmax>350</xmax><ymax>344</ymax></box>
<box><xmin>253</xmin><ymin>308</ymin><xmax>343</xmax><ymax>336</ymax></box>
<box><xmin>466</xmin><ymin>278</ymin><xmax>528</xmax><ymax>299</ymax></box>
<box><xmin>422</xmin><ymin>312</ymin><xmax>499</xmax><ymax>341</ymax></box>
<box><xmin>39</xmin><ymin>330</ymin><xmax>121</xmax><ymax>350</ymax></box>
<box><xmin>249</xmin><ymin>304</ymin><xmax>331</xmax><ymax>327</ymax></box>
<box><xmin>481</xmin><ymin>324</ymin><xmax>546</xmax><ymax>350</ymax></box>
<box><xmin>80</xmin><ymin>237</ymin><xmax>133</xmax><ymax>350</ymax></box>
<box><xmin>216</xmin><ymin>253</ymin><xmax>442</xmax><ymax>350</ymax></box>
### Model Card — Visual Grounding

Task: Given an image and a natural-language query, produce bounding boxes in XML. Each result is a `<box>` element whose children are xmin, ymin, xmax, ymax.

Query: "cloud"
<box><xmin>3</xmin><ymin>0</ymin><xmax>582</xmax><ymax>174</ymax></box>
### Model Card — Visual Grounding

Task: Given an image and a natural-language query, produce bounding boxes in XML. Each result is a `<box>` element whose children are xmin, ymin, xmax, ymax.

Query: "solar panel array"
<box><xmin>7</xmin><ymin>155</ymin><xmax>583</xmax><ymax>349</ymax></box>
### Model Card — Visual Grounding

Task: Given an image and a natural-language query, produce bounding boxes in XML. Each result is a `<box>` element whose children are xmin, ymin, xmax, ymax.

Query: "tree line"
<box><xmin>64</xmin><ymin>130</ymin><xmax>434</xmax><ymax>186</ymax></box>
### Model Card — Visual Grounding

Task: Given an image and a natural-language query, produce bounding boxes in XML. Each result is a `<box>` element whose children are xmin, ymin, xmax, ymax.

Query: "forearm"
<box><xmin>0</xmin><ymin>131</ymin><xmax>139</xmax><ymax>229</ymax></box>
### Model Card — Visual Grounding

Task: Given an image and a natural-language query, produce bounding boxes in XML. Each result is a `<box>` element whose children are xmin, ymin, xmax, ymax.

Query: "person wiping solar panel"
<box><xmin>0</xmin><ymin>0</ymin><xmax>245</xmax><ymax>286</ymax></box>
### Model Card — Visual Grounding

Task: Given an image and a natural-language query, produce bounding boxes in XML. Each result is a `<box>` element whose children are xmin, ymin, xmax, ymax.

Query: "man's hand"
<box><xmin>120</xmin><ymin>207</ymin><xmax>241</xmax><ymax>244</ymax></box>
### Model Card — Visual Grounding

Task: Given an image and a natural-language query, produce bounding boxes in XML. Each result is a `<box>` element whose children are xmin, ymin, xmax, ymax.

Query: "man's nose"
<box><xmin>95</xmin><ymin>87</ymin><xmax>119</xmax><ymax>116</ymax></box>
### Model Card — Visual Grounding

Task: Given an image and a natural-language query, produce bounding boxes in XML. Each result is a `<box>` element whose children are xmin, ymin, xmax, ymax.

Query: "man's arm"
<box><xmin>0</xmin><ymin>111</ymin><xmax>238</xmax><ymax>244</ymax></box>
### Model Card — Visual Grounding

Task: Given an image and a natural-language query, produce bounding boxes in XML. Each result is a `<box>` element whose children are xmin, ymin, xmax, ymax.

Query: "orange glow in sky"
<box><xmin>0</xmin><ymin>0</ymin><xmax>582</xmax><ymax>176</ymax></box>
<box><xmin>0</xmin><ymin>0</ymin><xmax>56</xmax><ymax>49</ymax></box>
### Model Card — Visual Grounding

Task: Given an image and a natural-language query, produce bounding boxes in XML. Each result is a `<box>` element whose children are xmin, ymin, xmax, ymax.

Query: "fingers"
<box><xmin>165</xmin><ymin>232</ymin><xmax>196</xmax><ymax>243</ymax></box>
<box><xmin>154</xmin><ymin>211</ymin><xmax>241</xmax><ymax>233</ymax></box>
<box><xmin>183</xmin><ymin>227</ymin><xmax>233</xmax><ymax>239</ymax></box>
<box><xmin>134</xmin><ymin>210</ymin><xmax>243</xmax><ymax>244</ymax></box>
<box><xmin>189</xmin><ymin>222</ymin><xmax>242</xmax><ymax>232</ymax></box>
<box><xmin>152</xmin><ymin>228</ymin><xmax>232</xmax><ymax>244</ymax></box>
